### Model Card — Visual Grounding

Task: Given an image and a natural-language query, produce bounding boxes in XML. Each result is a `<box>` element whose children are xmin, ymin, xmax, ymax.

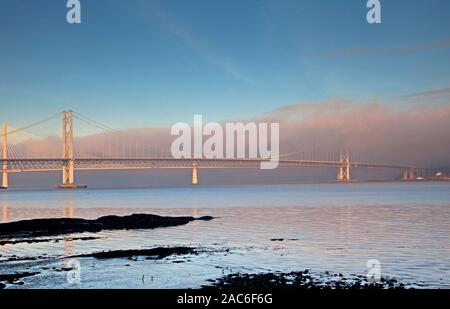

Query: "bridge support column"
<box><xmin>337</xmin><ymin>151</ymin><xmax>351</xmax><ymax>182</ymax></box>
<box><xmin>1</xmin><ymin>122</ymin><xmax>8</xmax><ymax>189</ymax></box>
<box><xmin>192</xmin><ymin>162</ymin><xmax>199</xmax><ymax>185</ymax></box>
<box><xmin>402</xmin><ymin>168</ymin><xmax>416</xmax><ymax>181</ymax></box>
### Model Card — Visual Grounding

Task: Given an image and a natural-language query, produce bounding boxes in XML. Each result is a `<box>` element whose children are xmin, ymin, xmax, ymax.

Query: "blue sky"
<box><xmin>1</xmin><ymin>0</ymin><xmax>449</xmax><ymax>129</ymax></box>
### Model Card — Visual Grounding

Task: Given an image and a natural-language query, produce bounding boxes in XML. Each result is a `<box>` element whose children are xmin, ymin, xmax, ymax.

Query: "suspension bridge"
<box><xmin>0</xmin><ymin>110</ymin><xmax>433</xmax><ymax>189</ymax></box>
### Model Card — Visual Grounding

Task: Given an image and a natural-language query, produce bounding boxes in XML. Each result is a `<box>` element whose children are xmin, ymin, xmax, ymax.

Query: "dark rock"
<box><xmin>4</xmin><ymin>256</ymin><xmax>37</xmax><ymax>262</ymax></box>
<box><xmin>197</xmin><ymin>216</ymin><xmax>214</xmax><ymax>221</ymax></box>
<box><xmin>73</xmin><ymin>246</ymin><xmax>198</xmax><ymax>260</ymax></box>
<box><xmin>0</xmin><ymin>236</ymin><xmax>100</xmax><ymax>246</ymax></box>
<box><xmin>0</xmin><ymin>214</ymin><xmax>213</xmax><ymax>239</ymax></box>
<box><xmin>61</xmin><ymin>267</ymin><xmax>74</xmax><ymax>271</ymax></box>
<box><xmin>0</xmin><ymin>272</ymin><xmax>38</xmax><ymax>284</ymax></box>
<box><xmin>203</xmin><ymin>270</ymin><xmax>410</xmax><ymax>289</ymax></box>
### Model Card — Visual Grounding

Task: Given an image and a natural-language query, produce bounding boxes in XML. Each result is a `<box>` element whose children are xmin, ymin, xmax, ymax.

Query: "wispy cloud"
<box><xmin>322</xmin><ymin>39</ymin><xmax>450</xmax><ymax>57</ymax></box>
<box><xmin>129</xmin><ymin>1</ymin><xmax>257</xmax><ymax>85</ymax></box>
<box><xmin>400</xmin><ymin>87</ymin><xmax>450</xmax><ymax>99</ymax></box>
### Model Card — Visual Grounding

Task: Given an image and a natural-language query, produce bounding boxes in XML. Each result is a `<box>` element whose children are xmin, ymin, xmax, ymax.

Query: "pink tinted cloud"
<box><xmin>11</xmin><ymin>101</ymin><xmax>450</xmax><ymax>167</ymax></box>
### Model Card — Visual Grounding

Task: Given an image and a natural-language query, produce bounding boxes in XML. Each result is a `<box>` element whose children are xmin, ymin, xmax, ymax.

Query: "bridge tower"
<box><xmin>1</xmin><ymin>122</ymin><xmax>8</xmax><ymax>189</ymax></box>
<box><xmin>192</xmin><ymin>162</ymin><xmax>199</xmax><ymax>185</ymax></box>
<box><xmin>337</xmin><ymin>151</ymin><xmax>351</xmax><ymax>182</ymax></box>
<box><xmin>59</xmin><ymin>110</ymin><xmax>76</xmax><ymax>189</ymax></box>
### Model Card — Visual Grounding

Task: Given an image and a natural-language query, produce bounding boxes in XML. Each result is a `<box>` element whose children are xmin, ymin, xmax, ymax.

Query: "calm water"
<box><xmin>1</xmin><ymin>182</ymin><xmax>449</xmax><ymax>288</ymax></box>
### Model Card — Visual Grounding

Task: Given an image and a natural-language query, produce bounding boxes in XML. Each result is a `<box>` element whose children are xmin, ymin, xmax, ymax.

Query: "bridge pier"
<box><xmin>337</xmin><ymin>151</ymin><xmax>351</xmax><ymax>182</ymax></box>
<box><xmin>1</xmin><ymin>122</ymin><xmax>8</xmax><ymax>189</ymax></box>
<box><xmin>402</xmin><ymin>168</ymin><xmax>416</xmax><ymax>181</ymax></box>
<box><xmin>192</xmin><ymin>162</ymin><xmax>199</xmax><ymax>185</ymax></box>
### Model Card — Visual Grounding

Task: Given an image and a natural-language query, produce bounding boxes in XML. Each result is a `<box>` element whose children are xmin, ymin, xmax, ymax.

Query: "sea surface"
<box><xmin>1</xmin><ymin>182</ymin><xmax>449</xmax><ymax>288</ymax></box>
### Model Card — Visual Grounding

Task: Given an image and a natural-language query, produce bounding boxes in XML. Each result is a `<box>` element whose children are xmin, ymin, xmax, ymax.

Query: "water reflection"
<box><xmin>192</xmin><ymin>208</ymin><xmax>199</xmax><ymax>217</ymax></box>
<box><xmin>1</xmin><ymin>205</ymin><xmax>10</xmax><ymax>252</ymax></box>
<box><xmin>63</xmin><ymin>204</ymin><xmax>75</xmax><ymax>219</ymax></box>
<box><xmin>2</xmin><ymin>205</ymin><xmax>8</xmax><ymax>223</ymax></box>
<box><xmin>63</xmin><ymin>201</ymin><xmax>76</xmax><ymax>258</ymax></box>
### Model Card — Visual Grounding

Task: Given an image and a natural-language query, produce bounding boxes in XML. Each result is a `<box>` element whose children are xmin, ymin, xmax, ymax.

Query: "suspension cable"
<box><xmin>1</xmin><ymin>112</ymin><xmax>61</xmax><ymax>137</ymax></box>
<box><xmin>72</xmin><ymin>112</ymin><xmax>117</xmax><ymax>133</ymax></box>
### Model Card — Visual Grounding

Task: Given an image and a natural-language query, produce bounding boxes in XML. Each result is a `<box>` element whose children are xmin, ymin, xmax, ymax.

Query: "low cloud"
<box><xmin>263</xmin><ymin>100</ymin><xmax>450</xmax><ymax>167</ymax></box>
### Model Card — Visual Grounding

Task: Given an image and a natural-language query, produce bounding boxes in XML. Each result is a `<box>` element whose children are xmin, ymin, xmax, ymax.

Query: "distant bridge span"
<box><xmin>0</xmin><ymin>157</ymin><xmax>421</xmax><ymax>189</ymax></box>
<box><xmin>0</xmin><ymin>111</ymin><xmax>430</xmax><ymax>189</ymax></box>
<box><xmin>0</xmin><ymin>157</ymin><xmax>414</xmax><ymax>172</ymax></box>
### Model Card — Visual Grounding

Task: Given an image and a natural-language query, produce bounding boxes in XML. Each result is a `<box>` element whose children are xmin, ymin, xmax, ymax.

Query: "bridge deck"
<box><xmin>0</xmin><ymin>158</ymin><xmax>413</xmax><ymax>173</ymax></box>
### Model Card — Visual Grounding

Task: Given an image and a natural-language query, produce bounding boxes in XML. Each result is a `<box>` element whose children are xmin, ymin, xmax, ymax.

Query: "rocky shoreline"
<box><xmin>0</xmin><ymin>266</ymin><xmax>412</xmax><ymax>289</ymax></box>
<box><xmin>0</xmin><ymin>213</ymin><xmax>417</xmax><ymax>289</ymax></box>
<box><xmin>204</xmin><ymin>270</ymin><xmax>409</xmax><ymax>289</ymax></box>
